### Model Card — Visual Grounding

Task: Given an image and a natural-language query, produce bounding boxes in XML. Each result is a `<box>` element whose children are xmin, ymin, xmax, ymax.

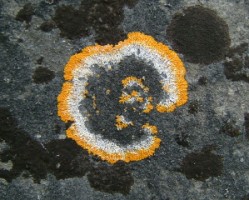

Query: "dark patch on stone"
<box><xmin>244</xmin><ymin>113</ymin><xmax>249</xmax><ymax>139</ymax></box>
<box><xmin>54</xmin><ymin>124</ymin><xmax>61</xmax><ymax>134</ymax></box>
<box><xmin>226</xmin><ymin>42</ymin><xmax>248</xmax><ymax>57</ymax></box>
<box><xmin>15</xmin><ymin>3</ymin><xmax>34</xmax><ymax>23</ymax></box>
<box><xmin>0</xmin><ymin>108</ymin><xmax>134</xmax><ymax>194</ymax></box>
<box><xmin>198</xmin><ymin>76</ymin><xmax>208</xmax><ymax>86</ymax></box>
<box><xmin>65</xmin><ymin>120</ymin><xmax>74</xmax><ymax>129</ymax></box>
<box><xmin>175</xmin><ymin>132</ymin><xmax>189</xmax><ymax>147</ymax></box>
<box><xmin>242</xmin><ymin>194</ymin><xmax>249</xmax><ymax>200</ymax></box>
<box><xmin>53</xmin><ymin>0</ymin><xmax>138</xmax><ymax>44</ymax></box>
<box><xmin>46</xmin><ymin>140</ymin><xmax>91</xmax><ymax>180</ymax></box>
<box><xmin>32</xmin><ymin>66</ymin><xmax>55</xmax><ymax>84</ymax></box>
<box><xmin>223</xmin><ymin>43</ymin><xmax>249</xmax><ymax>83</ymax></box>
<box><xmin>167</xmin><ymin>6</ymin><xmax>230</xmax><ymax>64</ymax></box>
<box><xmin>36</xmin><ymin>56</ymin><xmax>44</xmax><ymax>64</ymax></box>
<box><xmin>188</xmin><ymin>101</ymin><xmax>199</xmax><ymax>114</ymax></box>
<box><xmin>245</xmin><ymin>55</ymin><xmax>249</xmax><ymax>68</ymax></box>
<box><xmin>180</xmin><ymin>146</ymin><xmax>223</xmax><ymax>181</ymax></box>
<box><xmin>40</xmin><ymin>20</ymin><xmax>56</xmax><ymax>32</ymax></box>
<box><xmin>0</xmin><ymin>107</ymin><xmax>89</xmax><ymax>182</ymax></box>
<box><xmin>87</xmin><ymin>162</ymin><xmax>133</xmax><ymax>195</ymax></box>
<box><xmin>82</xmin><ymin>55</ymin><xmax>162</xmax><ymax>146</ymax></box>
<box><xmin>0</xmin><ymin>32</ymin><xmax>8</xmax><ymax>44</ymax></box>
<box><xmin>220</xmin><ymin>121</ymin><xmax>240</xmax><ymax>137</ymax></box>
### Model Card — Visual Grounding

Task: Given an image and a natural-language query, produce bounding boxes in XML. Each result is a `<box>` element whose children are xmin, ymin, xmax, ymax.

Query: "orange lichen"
<box><xmin>57</xmin><ymin>82</ymin><xmax>74</xmax><ymax>122</ymax></box>
<box><xmin>142</xmin><ymin>123</ymin><xmax>158</xmax><ymax>134</ymax></box>
<box><xmin>115</xmin><ymin>115</ymin><xmax>133</xmax><ymax>130</ymax></box>
<box><xmin>121</xmin><ymin>76</ymin><xmax>144</xmax><ymax>88</ymax></box>
<box><xmin>143</xmin><ymin>102</ymin><xmax>154</xmax><ymax>113</ymax></box>
<box><xmin>58</xmin><ymin>31</ymin><xmax>188</xmax><ymax>164</ymax></box>
<box><xmin>66</xmin><ymin>124</ymin><xmax>161</xmax><ymax>164</ymax></box>
<box><xmin>119</xmin><ymin>90</ymin><xmax>144</xmax><ymax>104</ymax></box>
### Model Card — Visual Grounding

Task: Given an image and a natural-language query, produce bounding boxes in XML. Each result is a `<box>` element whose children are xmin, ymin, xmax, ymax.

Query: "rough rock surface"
<box><xmin>0</xmin><ymin>0</ymin><xmax>249</xmax><ymax>199</ymax></box>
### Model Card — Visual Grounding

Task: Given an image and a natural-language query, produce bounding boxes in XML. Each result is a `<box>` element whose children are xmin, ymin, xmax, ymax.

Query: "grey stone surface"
<box><xmin>0</xmin><ymin>0</ymin><xmax>249</xmax><ymax>199</ymax></box>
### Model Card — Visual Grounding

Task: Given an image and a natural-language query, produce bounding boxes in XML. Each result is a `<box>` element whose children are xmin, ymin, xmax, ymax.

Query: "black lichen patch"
<box><xmin>188</xmin><ymin>101</ymin><xmax>199</xmax><ymax>114</ymax></box>
<box><xmin>53</xmin><ymin>0</ymin><xmax>138</xmax><ymax>44</ymax></box>
<box><xmin>45</xmin><ymin>140</ymin><xmax>91</xmax><ymax>180</ymax></box>
<box><xmin>82</xmin><ymin>56</ymin><xmax>162</xmax><ymax>145</ymax></box>
<box><xmin>167</xmin><ymin>6</ymin><xmax>230</xmax><ymax>64</ymax></box>
<box><xmin>87</xmin><ymin>162</ymin><xmax>133</xmax><ymax>195</ymax></box>
<box><xmin>244</xmin><ymin>113</ymin><xmax>249</xmax><ymax>139</ymax></box>
<box><xmin>180</xmin><ymin>146</ymin><xmax>223</xmax><ymax>181</ymax></box>
<box><xmin>32</xmin><ymin>66</ymin><xmax>55</xmax><ymax>84</ymax></box>
<box><xmin>40</xmin><ymin>20</ymin><xmax>56</xmax><ymax>32</ymax></box>
<box><xmin>223</xmin><ymin>43</ymin><xmax>249</xmax><ymax>83</ymax></box>
<box><xmin>0</xmin><ymin>107</ymin><xmax>89</xmax><ymax>182</ymax></box>
<box><xmin>15</xmin><ymin>3</ymin><xmax>34</xmax><ymax>23</ymax></box>
<box><xmin>220</xmin><ymin>121</ymin><xmax>240</xmax><ymax>137</ymax></box>
<box><xmin>0</xmin><ymin>108</ymin><xmax>134</xmax><ymax>194</ymax></box>
<box><xmin>175</xmin><ymin>132</ymin><xmax>189</xmax><ymax>147</ymax></box>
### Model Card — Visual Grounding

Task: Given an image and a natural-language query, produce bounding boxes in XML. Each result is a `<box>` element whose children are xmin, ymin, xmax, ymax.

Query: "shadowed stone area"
<box><xmin>167</xmin><ymin>6</ymin><xmax>230</xmax><ymax>64</ymax></box>
<box><xmin>0</xmin><ymin>108</ymin><xmax>134</xmax><ymax>194</ymax></box>
<box><xmin>15</xmin><ymin>3</ymin><xmax>34</xmax><ymax>23</ymax></box>
<box><xmin>180</xmin><ymin>146</ymin><xmax>223</xmax><ymax>181</ymax></box>
<box><xmin>53</xmin><ymin>0</ymin><xmax>138</xmax><ymax>44</ymax></box>
<box><xmin>224</xmin><ymin>43</ymin><xmax>249</xmax><ymax>83</ymax></box>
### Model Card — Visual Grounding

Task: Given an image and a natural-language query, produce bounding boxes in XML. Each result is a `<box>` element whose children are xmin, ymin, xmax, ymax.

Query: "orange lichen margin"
<box><xmin>66</xmin><ymin>124</ymin><xmax>161</xmax><ymax>164</ymax></box>
<box><xmin>57</xmin><ymin>82</ymin><xmax>74</xmax><ymax>122</ymax></box>
<box><xmin>58</xmin><ymin>32</ymin><xmax>188</xmax><ymax>164</ymax></box>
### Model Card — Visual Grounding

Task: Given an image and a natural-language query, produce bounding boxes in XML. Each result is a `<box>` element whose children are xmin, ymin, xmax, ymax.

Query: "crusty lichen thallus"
<box><xmin>58</xmin><ymin>32</ymin><xmax>188</xmax><ymax>163</ymax></box>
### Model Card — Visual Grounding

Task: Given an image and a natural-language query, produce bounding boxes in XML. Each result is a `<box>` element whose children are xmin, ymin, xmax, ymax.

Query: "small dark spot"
<box><xmin>245</xmin><ymin>55</ymin><xmax>249</xmax><ymax>68</ymax></box>
<box><xmin>244</xmin><ymin>113</ymin><xmax>249</xmax><ymax>139</ymax></box>
<box><xmin>188</xmin><ymin>101</ymin><xmax>199</xmax><ymax>114</ymax></box>
<box><xmin>175</xmin><ymin>132</ymin><xmax>189</xmax><ymax>147</ymax></box>
<box><xmin>17</xmin><ymin>38</ymin><xmax>24</xmax><ymax>43</ymax></box>
<box><xmin>198</xmin><ymin>76</ymin><xmax>208</xmax><ymax>86</ymax></box>
<box><xmin>220</xmin><ymin>121</ymin><xmax>240</xmax><ymax>137</ymax></box>
<box><xmin>224</xmin><ymin>57</ymin><xmax>249</xmax><ymax>83</ymax></box>
<box><xmin>87</xmin><ymin>162</ymin><xmax>134</xmax><ymax>195</ymax></box>
<box><xmin>53</xmin><ymin>0</ymin><xmax>138</xmax><ymax>44</ymax></box>
<box><xmin>180</xmin><ymin>146</ymin><xmax>223</xmax><ymax>181</ymax></box>
<box><xmin>54</xmin><ymin>124</ymin><xmax>61</xmax><ymax>134</ymax></box>
<box><xmin>32</xmin><ymin>66</ymin><xmax>55</xmax><ymax>84</ymax></box>
<box><xmin>0</xmin><ymin>33</ymin><xmax>9</xmax><ymax>44</ymax></box>
<box><xmin>167</xmin><ymin>6</ymin><xmax>230</xmax><ymax>64</ymax></box>
<box><xmin>36</xmin><ymin>56</ymin><xmax>44</xmax><ymax>64</ymax></box>
<box><xmin>16</xmin><ymin>3</ymin><xmax>34</xmax><ymax>23</ymax></box>
<box><xmin>65</xmin><ymin>120</ymin><xmax>74</xmax><ymax>129</ymax></box>
<box><xmin>40</xmin><ymin>20</ymin><xmax>56</xmax><ymax>32</ymax></box>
